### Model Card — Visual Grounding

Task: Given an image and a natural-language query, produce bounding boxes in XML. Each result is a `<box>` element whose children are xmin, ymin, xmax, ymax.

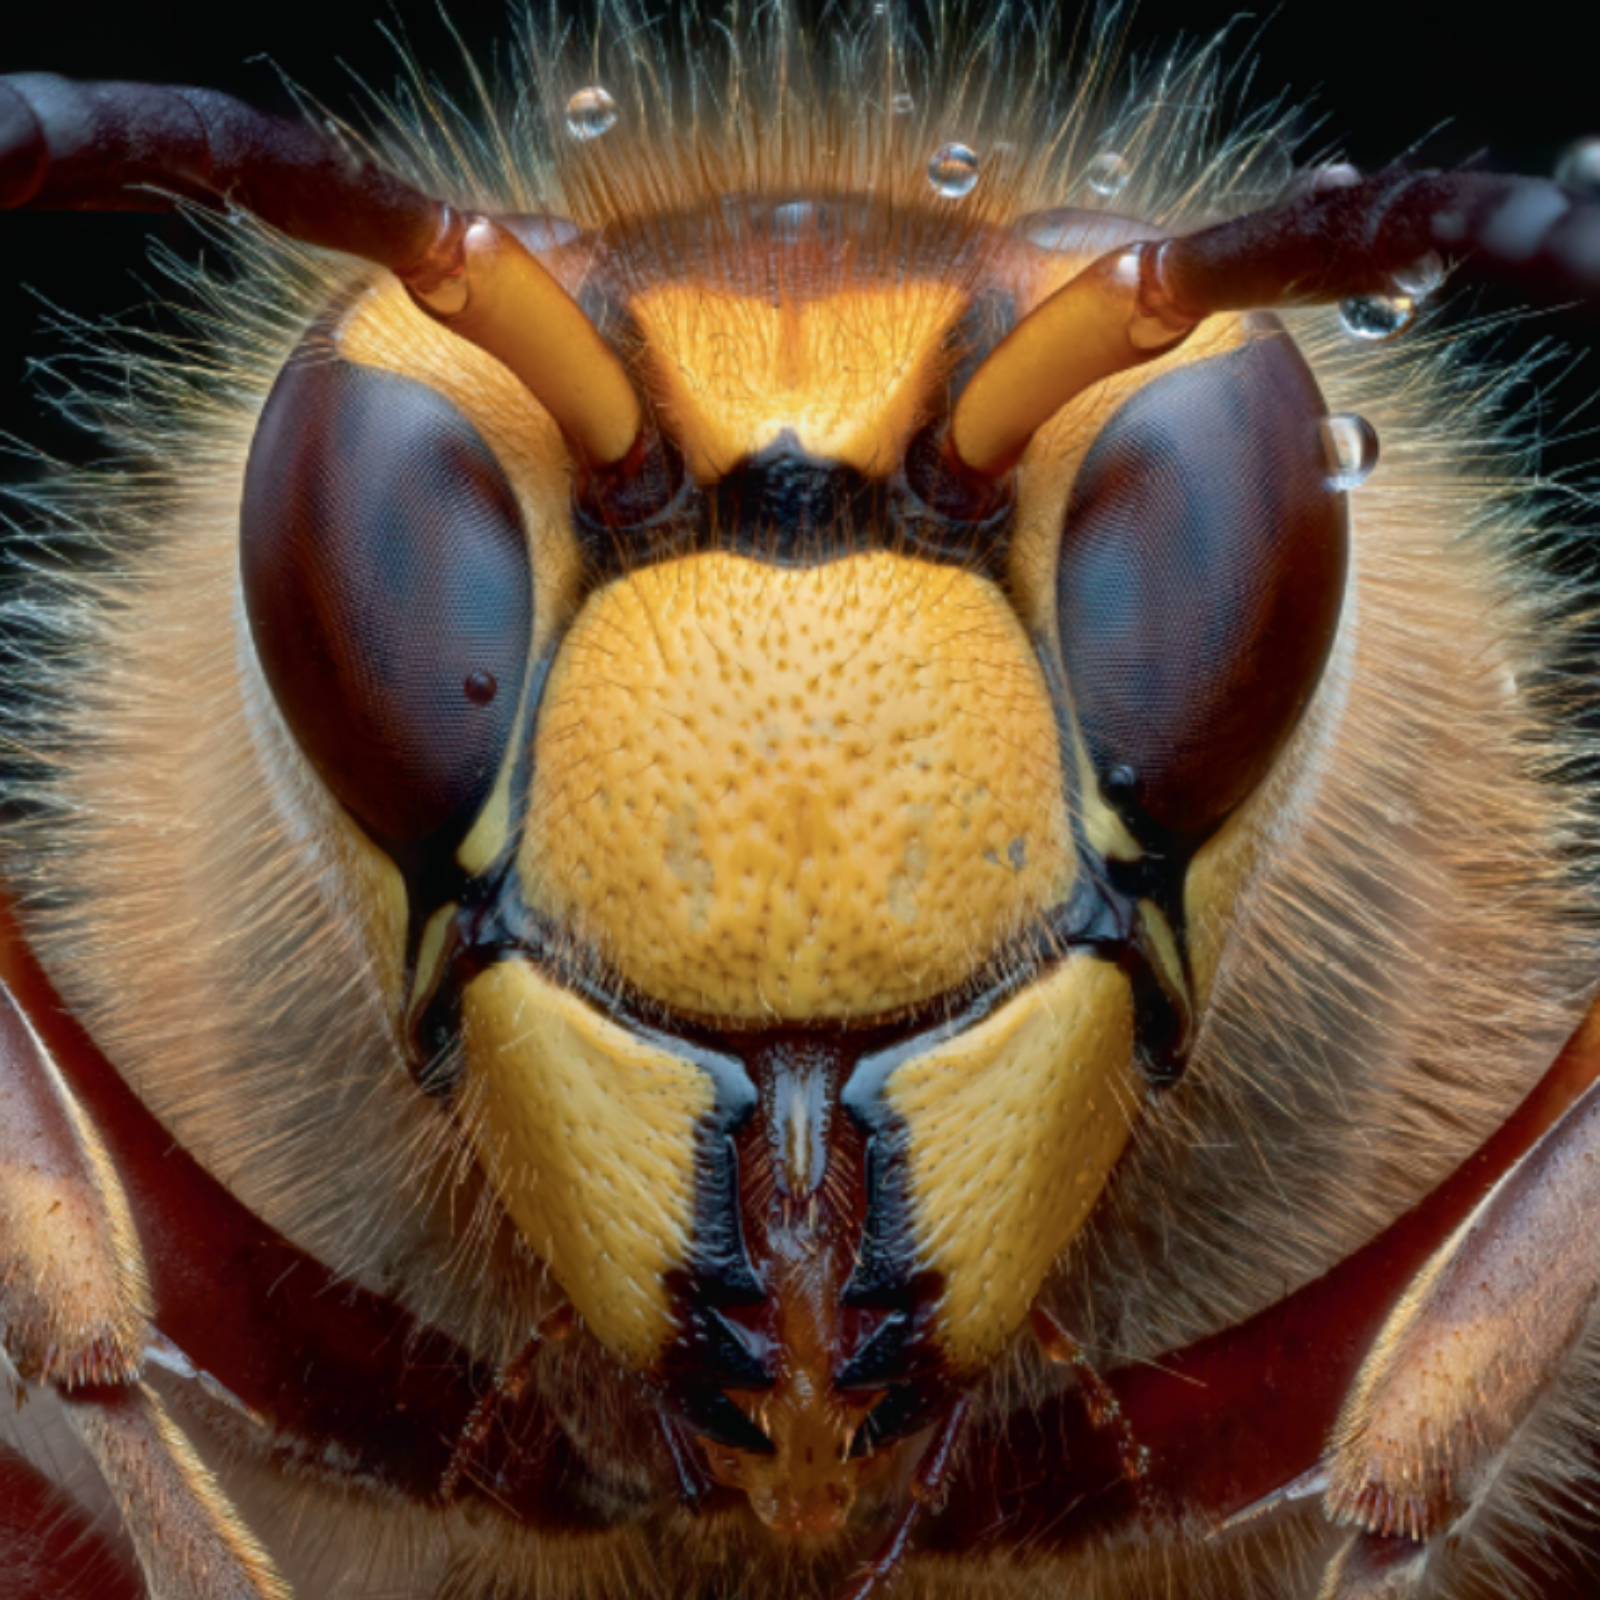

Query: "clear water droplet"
<box><xmin>1086</xmin><ymin>151</ymin><xmax>1131</xmax><ymax>198</ymax></box>
<box><xmin>1389</xmin><ymin>249</ymin><xmax>1443</xmax><ymax>300</ymax></box>
<box><xmin>769</xmin><ymin>201</ymin><xmax>813</xmax><ymax>241</ymax></box>
<box><xmin>927</xmin><ymin>142</ymin><xmax>979</xmax><ymax>199</ymax></box>
<box><xmin>1556</xmin><ymin>136</ymin><xmax>1600</xmax><ymax>197</ymax></box>
<box><xmin>892</xmin><ymin>92</ymin><xmax>915</xmax><ymax>116</ymax></box>
<box><xmin>1306</xmin><ymin>162</ymin><xmax>1361</xmax><ymax>194</ymax></box>
<box><xmin>1338</xmin><ymin>293</ymin><xmax>1414</xmax><ymax>341</ymax></box>
<box><xmin>564</xmin><ymin>86</ymin><xmax>618</xmax><ymax>142</ymax></box>
<box><xmin>1322</xmin><ymin>412</ymin><xmax>1379</xmax><ymax>490</ymax></box>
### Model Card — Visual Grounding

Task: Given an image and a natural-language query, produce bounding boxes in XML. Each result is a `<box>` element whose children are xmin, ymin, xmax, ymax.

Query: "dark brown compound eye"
<box><xmin>241</xmin><ymin>356</ymin><xmax>532</xmax><ymax>856</ymax></box>
<box><xmin>1057</xmin><ymin>322</ymin><xmax>1348</xmax><ymax>842</ymax></box>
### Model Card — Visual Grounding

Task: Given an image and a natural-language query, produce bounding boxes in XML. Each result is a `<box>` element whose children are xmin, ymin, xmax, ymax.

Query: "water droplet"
<box><xmin>891</xmin><ymin>92</ymin><xmax>915</xmax><ymax>116</ymax></box>
<box><xmin>564</xmin><ymin>86</ymin><xmax>618</xmax><ymax>142</ymax></box>
<box><xmin>1306</xmin><ymin>162</ymin><xmax>1361</xmax><ymax>194</ymax></box>
<box><xmin>1556</xmin><ymin>136</ymin><xmax>1600</xmax><ymax>197</ymax></box>
<box><xmin>1086</xmin><ymin>152</ymin><xmax>1131</xmax><ymax>198</ymax></box>
<box><xmin>927</xmin><ymin>142</ymin><xmax>979</xmax><ymax>199</ymax></box>
<box><xmin>1322</xmin><ymin>413</ymin><xmax>1379</xmax><ymax>490</ymax></box>
<box><xmin>769</xmin><ymin>201</ymin><xmax>813</xmax><ymax>242</ymax></box>
<box><xmin>1338</xmin><ymin>293</ymin><xmax>1414</xmax><ymax>342</ymax></box>
<box><xmin>1389</xmin><ymin>249</ymin><xmax>1443</xmax><ymax>300</ymax></box>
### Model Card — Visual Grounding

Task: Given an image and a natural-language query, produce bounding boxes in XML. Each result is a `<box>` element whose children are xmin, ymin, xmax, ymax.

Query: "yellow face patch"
<box><xmin>632</xmin><ymin>282</ymin><xmax>965</xmax><ymax>479</ymax></box>
<box><xmin>460</xmin><ymin>962</ymin><xmax>715</xmax><ymax>1366</ymax></box>
<box><xmin>522</xmin><ymin>551</ymin><xmax>1075</xmax><ymax>1023</ymax></box>
<box><xmin>875</xmin><ymin>956</ymin><xmax>1140</xmax><ymax>1372</ymax></box>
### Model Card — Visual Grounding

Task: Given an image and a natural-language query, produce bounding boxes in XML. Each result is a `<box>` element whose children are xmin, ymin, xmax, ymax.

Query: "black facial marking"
<box><xmin>711</xmin><ymin>432</ymin><xmax>884</xmax><ymax>563</ymax></box>
<box><xmin>572</xmin><ymin>430</ymin><xmax>1019</xmax><ymax>583</ymax></box>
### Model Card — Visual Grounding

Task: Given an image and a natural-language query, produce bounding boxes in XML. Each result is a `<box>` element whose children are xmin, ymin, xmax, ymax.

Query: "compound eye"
<box><xmin>1056</xmin><ymin>325</ymin><xmax>1348</xmax><ymax>842</ymax></box>
<box><xmin>241</xmin><ymin>357</ymin><xmax>532</xmax><ymax>856</ymax></box>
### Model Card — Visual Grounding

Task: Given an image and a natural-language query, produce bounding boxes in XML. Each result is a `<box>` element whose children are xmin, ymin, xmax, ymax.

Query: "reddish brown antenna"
<box><xmin>0</xmin><ymin>73</ymin><xmax>645</xmax><ymax>468</ymax></box>
<box><xmin>939</xmin><ymin>166</ymin><xmax>1600</xmax><ymax>487</ymax></box>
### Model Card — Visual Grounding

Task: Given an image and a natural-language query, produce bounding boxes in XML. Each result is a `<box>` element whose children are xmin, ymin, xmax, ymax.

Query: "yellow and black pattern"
<box><xmin>0</xmin><ymin>7</ymin><xmax>1596</xmax><ymax>1598</ymax></box>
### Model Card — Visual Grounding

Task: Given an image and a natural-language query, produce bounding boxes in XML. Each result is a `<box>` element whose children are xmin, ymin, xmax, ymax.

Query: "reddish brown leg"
<box><xmin>838</xmin><ymin>1396</ymin><xmax>973</xmax><ymax>1600</ymax></box>
<box><xmin>0</xmin><ymin>1440</ymin><xmax>143</xmax><ymax>1600</ymax></box>
<box><xmin>0</xmin><ymin>977</ymin><xmax>148</xmax><ymax>1389</ymax></box>
<box><xmin>438</xmin><ymin>1301</ymin><xmax>575</xmax><ymax>1502</ymax></box>
<box><xmin>1031</xmin><ymin>1305</ymin><xmax>1154</xmax><ymax>1516</ymax></box>
<box><xmin>1320</xmin><ymin>1074</ymin><xmax>1600</xmax><ymax>1597</ymax></box>
<box><xmin>63</xmin><ymin>1383</ymin><xmax>290</xmax><ymax>1600</ymax></box>
<box><xmin>0</xmin><ymin>971</ymin><xmax>291</xmax><ymax>1599</ymax></box>
<box><xmin>1319</xmin><ymin>1531</ymin><xmax>1427</xmax><ymax>1600</ymax></box>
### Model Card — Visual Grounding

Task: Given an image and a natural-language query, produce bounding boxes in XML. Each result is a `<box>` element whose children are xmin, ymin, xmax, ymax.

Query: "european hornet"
<box><xmin>2</xmin><ymin>6</ymin><xmax>1600</xmax><ymax>1599</ymax></box>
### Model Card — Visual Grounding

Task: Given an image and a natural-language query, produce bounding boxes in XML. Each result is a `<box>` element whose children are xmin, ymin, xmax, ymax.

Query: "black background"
<box><xmin>0</xmin><ymin>2</ymin><xmax>1595</xmax><ymax>472</ymax></box>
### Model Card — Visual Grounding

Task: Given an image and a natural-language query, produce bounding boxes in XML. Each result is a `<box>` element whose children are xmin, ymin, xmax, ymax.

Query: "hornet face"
<box><xmin>234</xmin><ymin>196</ymin><xmax>1349</xmax><ymax>1527</ymax></box>
<box><xmin>1</xmin><ymin>13</ymin><xmax>1597</xmax><ymax>1600</ymax></box>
